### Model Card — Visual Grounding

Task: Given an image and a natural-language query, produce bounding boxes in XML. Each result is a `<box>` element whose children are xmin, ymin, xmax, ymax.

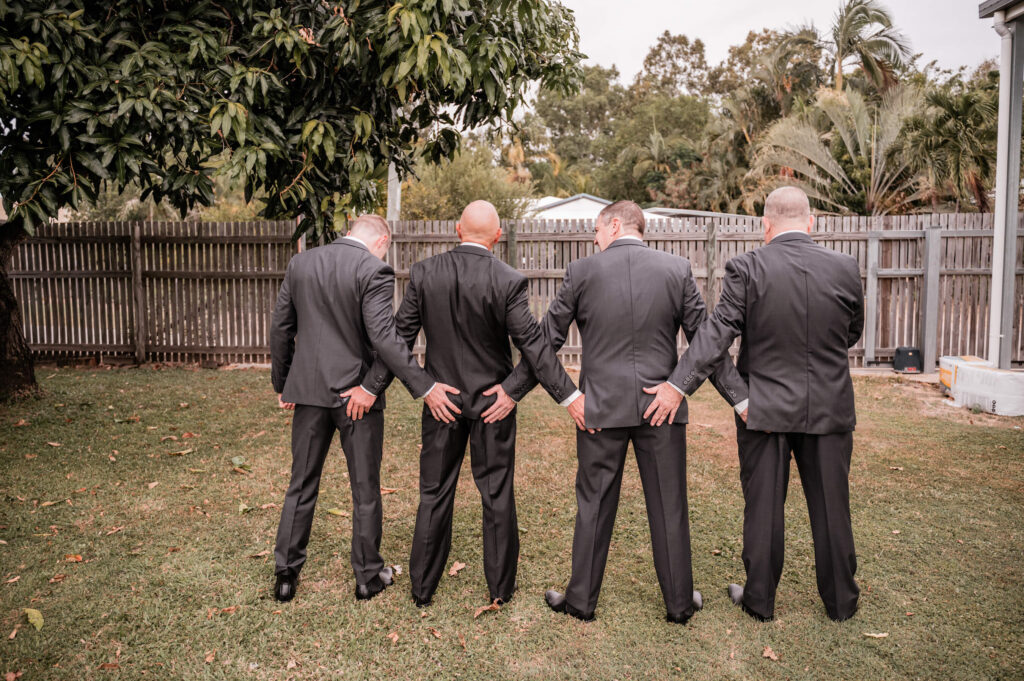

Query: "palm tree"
<box><xmin>789</xmin><ymin>0</ymin><xmax>912</xmax><ymax>91</ymax></box>
<box><xmin>750</xmin><ymin>86</ymin><xmax>923</xmax><ymax>215</ymax></box>
<box><xmin>900</xmin><ymin>83</ymin><xmax>997</xmax><ymax>212</ymax></box>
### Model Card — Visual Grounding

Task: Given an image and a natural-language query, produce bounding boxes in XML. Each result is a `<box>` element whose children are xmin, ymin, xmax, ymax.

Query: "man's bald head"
<box><xmin>457</xmin><ymin>200</ymin><xmax>502</xmax><ymax>248</ymax></box>
<box><xmin>762</xmin><ymin>186</ymin><xmax>813</xmax><ymax>242</ymax></box>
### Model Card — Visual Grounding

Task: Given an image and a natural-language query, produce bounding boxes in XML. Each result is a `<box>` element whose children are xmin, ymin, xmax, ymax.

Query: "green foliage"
<box><xmin>401</xmin><ymin>144</ymin><xmax>532</xmax><ymax>220</ymax></box>
<box><xmin>0</xmin><ymin>0</ymin><xmax>583</xmax><ymax>238</ymax></box>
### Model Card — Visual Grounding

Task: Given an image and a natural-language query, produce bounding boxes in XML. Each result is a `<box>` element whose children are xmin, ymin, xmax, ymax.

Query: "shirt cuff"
<box><xmin>559</xmin><ymin>389</ymin><xmax>583</xmax><ymax>407</ymax></box>
<box><xmin>666</xmin><ymin>381</ymin><xmax>686</xmax><ymax>397</ymax></box>
<box><xmin>358</xmin><ymin>385</ymin><xmax>376</xmax><ymax>398</ymax></box>
<box><xmin>418</xmin><ymin>382</ymin><xmax>436</xmax><ymax>399</ymax></box>
<box><xmin>734</xmin><ymin>399</ymin><xmax>749</xmax><ymax>414</ymax></box>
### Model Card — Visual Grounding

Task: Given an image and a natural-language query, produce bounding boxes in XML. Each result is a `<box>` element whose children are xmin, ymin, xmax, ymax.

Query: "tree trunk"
<box><xmin>0</xmin><ymin>228</ymin><xmax>38</xmax><ymax>400</ymax></box>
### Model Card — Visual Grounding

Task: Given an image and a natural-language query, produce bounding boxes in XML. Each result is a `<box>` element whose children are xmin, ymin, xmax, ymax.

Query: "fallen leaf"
<box><xmin>24</xmin><ymin>454</ymin><xmax>36</xmax><ymax>460</ymax></box>
<box><xmin>7</xmin><ymin>628</ymin><xmax>17</xmax><ymax>640</ymax></box>
<box><xmin>249</xmin><ymin>550</ymin><xmax>271</xmax><ymax>559</ymax></box>
<box><xmin>239</xmin><ymin>502</ymin><xmax>252</xmax><ymax>514</ymax></box>
<box><xmin>220</xmin><ymin>606</ymin><xmax>238</xmax><ymax>614</ymax></box>
<box><xmin>892</xmin><ymin>530</ymin><xmax>900</xmax><ymax>535</ymax></box>
<box><xmin>386</xmin><ymin>631</ymin><xmax>399</xmax><ymax>644</ymax></box>
<box><xmin>391</xmin><ymin>564</ymin><xmax>403</xmax><ymax>576</ymax></box>
<box><xmin>160</xmin><ymin>435</ymin><xmax>178</xmax><ymax>442</ymax></box>
<box><xmin>863</xmin><ymin>632</ymin><xmax>889</xmax><ymax>638</ymax></box>
<box><xmin>46</xmin><ymin>442</ymin><xmax>61</xmax><ymax>447</ymax></box>
<box><xmin>380</xmin><ymin>487</ymin><xmax>399</xmax><ymax>495</ymax></box>
<box><xmin>64</xmin><ymin>554</ymin><xmax>82</xmax><ymax>562</ymax></box>
<box><xmin>105</xmin><ymin>526</ymin><xmax>125</xmax><ymax>536</ymax></box>
<box><xmin>49</xmin><ymin>574</ymin><xmax>66</xmax><ymax>584</ymax></box>
<box><xmin>179</xmin><ymin>403</ymin><xmax>190</xmax><ymax>409</ymax></box>
<box><xmin>113</xmin><ymin>415</ymin><xmax>140</xmax><ymax>423</ymax></box>
<box><xmin>5</xmin><ymin>576</ymin><xmax>20</xmax><ymax>584</ymax></box>
<box><xmin>429</xmin><ymin>627</ymin><xmax>441</xmax><ymax>639</ymax></box>
<box><xmin>97</xmin><ymin>663</ymin><xmax>119</xmax><ymax>670</ymax></box>
<box><xmin>13</xmin><ymin>419</ymin><xmax>27</xmax><ymax>427</ymax></box>
<box><xmin>449</xmin><ymin>561</ymin><xmax>466</xmax><ymax>576</ymax></box>
<box><xmin>5</xmin><ymin>670</ymin><xmax>24</xmax><ymax>680</ymax></box>
<box><xmin>762</xmin><ymin>646</ymin><xmax>779</xmax><ymax>661</ymax></box>
<box><xmin>259</xmin><ymin>503</ymin><xmax>277</xmax><ymax>510</ymax></box>
<box><xmin>167</xmin><ymin>547</ymin><xmax>180</xmax><ymax>553</ymax></box>
<box><xmin>905</xmin><ymin>612</ymin><xmax>914</xmax><ymax>617</ymax></box>
<box><xmin>167</xmin><ymin>448</ymin><xmax>193</xmax><ymax>457</ymax></box>
<box><xmin>39</xmin><ymin>501</ymin><xmax>58</xmax><ymax>507</ymax></box>
<box><xmin>204</xmin><ymin>650</ymin><xmax>216</xmax><ymax>664</ymax></box>
<box><xmin>182</xmin><ymin>432</ymin><xmax>198</xmax><ymax>439</ymax></box>
<box><xmin>147</xmin><ymin>482</ymin><xmax>159</xmax><ymax>489</ymax></box>
<box><xmin>889</xmin><ymin>466</ymin><xmax>904</xmax><ymax>471</ymax></box>
<box><xmin>458</xmin><ymin>632</ymin><xmax>466</xmax><ymax>649</ymax></box>
<box><xmin>473</xmin><ymin>600</ymin><xmax>501</xmax><ymax>619</ymax></box>
<box><xmin>286</xmin><ymin>659</ymin><xmax>297</xmax><ymax>670</ymax></box>
<box><xmin>711</xmin><ymin>549</ymin><xmax>722</xmax><ymax>556</ymax></box>
<box><xmin>23</xmin><ymin>608</ymin><xmax>42</xmax><ymax>630</ymax></box>
<box><xmin>326</xmin><ymin>508</ymin><xmax>349</xmax><ymax>517</ymax></box>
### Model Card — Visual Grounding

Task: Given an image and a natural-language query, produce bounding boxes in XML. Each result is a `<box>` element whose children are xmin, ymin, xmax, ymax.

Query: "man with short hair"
<box><xmin>504</xmin><ymin>200</ymin><xmax>749</xmax><ymax>624</ymax></box>
<box><xmin>672</xmin><ymin>186</ymin><xmax>864</xmax><ymax>622</ymax></box>
<box><xmin>269</xmin><ymin>214</ymin><xmax>460</xmax><ymax>603</ymax></box>
<box><xmin>368</xmin><ymin>200</ymin><xmax>580</xmax><ymax>608</ymax></box>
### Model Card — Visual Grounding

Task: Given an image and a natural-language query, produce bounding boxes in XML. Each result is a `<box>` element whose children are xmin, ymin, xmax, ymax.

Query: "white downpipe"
<box><xmin>988</xmin><ymin>11</ymin><xmax>1012</xmax><ymax>365</ymax></box>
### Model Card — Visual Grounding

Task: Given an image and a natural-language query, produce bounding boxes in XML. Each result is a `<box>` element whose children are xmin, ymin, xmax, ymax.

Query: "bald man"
<box><xmin>369</xmin><ymin>201</ymin><xmax>579</xmax><ymax>607</ymax></box>
<box><xmin>269</xmin><ymin>214</ymin><xmax>459</xmax><ymax>604</ymax></box>
<box><xmin>672</xmin><ymin>187</ymin><xmax>864</xmax><ymax>622</ymax></box>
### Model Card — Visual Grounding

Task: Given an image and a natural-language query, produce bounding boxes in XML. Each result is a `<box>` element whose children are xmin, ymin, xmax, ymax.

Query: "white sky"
<box><xmin>561</xmin><ymin>0</ymin><xmax>998</xmax><ymax>81</ymax></box>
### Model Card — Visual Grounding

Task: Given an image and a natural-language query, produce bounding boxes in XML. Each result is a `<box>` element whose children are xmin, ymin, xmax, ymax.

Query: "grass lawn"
<box><xmin>1</xmin><ymin>367</ymin><xmax>1022</xmax><ymax>680</ymax></box>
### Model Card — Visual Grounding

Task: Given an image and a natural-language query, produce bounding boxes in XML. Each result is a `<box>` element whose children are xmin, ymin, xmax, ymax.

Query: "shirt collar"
<box><xmin>342</xmin><ymin>234</ymin><xmax>370</xmax><ymax>249</ymax></box>
<box><xmin>615</xmin><ymin>235</ymin><xmax>644</xmax><ymax>243</ymax></box>
<box><xmin>459</xmin><ymin>241</ymin><xmax>492</xmax><ymax>251</ymax></box>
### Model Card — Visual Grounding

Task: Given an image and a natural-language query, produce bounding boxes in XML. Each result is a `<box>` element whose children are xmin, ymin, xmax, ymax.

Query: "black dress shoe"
<box><xmin>666</xmin><ymin>591</ymin><xmax>703</xmax><ymax>624</ymax></box>
<box><xmin>274</xmin><ymin>571</ymin><xmax>298</xmax><ymax>602</ymax></box>
<box><xmin>494</xmin><ymin>580</ymin><xmax>519</xmax><ymax>605</ymax></box>
<box><xmin>355</xmin><ymin>567</ymin><xmax>394</xmax><ymax>601</ymax></box>
<box><xmin>828</xmin><ymin>604</ymin><xmax>858</xmax><ymax>623</ymax></box>
<box><xmin>544</xmin><ymin>589</ymin><xmax>594</xmax><ymax>622</ymax></box>
<box><xmin>412</xmin><ymin>593</ymin><xmax>432</xmax><ymax>608</ymax></box>
<box><xmin>727</xmin><ymin>584</ymin><xmax>773</xmax><ymax>622</ymax></box>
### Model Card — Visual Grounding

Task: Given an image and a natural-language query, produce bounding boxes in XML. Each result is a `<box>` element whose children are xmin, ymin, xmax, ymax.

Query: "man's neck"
<box><xmin>460</xmin><ymin>240</ymin><xmax>492</xmax><ymax>251</ymax></box>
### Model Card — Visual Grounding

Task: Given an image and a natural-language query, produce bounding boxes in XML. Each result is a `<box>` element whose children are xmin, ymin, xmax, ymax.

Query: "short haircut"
<box><xmin>349</xmin><ymin>214</ymin><xmax>391</xmax><ymax>240</ymax></box>
<box><xmin>763</xmin><ymin>186</ymin><xmax>810</xmax><ymax>224</ymax></box>
<box><xmin>597</xmin><ymin>200</ymin><xmax>645</xmax><ymax>235</ymax></box>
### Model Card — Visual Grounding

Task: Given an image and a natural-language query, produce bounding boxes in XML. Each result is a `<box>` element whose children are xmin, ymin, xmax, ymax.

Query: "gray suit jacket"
<box><xmin>366</xmin><ymin>244</ymin><xmax>577</xmax><ymax>419</ymax></box>
<box><xmin>269</xmin><ymin>237</ymin><xmax>433</xmax><ymax>408</ymax></box>
<box><xmin>504</xmin><ymin>239</ymin><xmax>748</xmax><ymax>429</ymax></box>
<box><xmin>671</xmin><ymin>231</ymin><xmax>864</xmax><ymax>434</ymax></box>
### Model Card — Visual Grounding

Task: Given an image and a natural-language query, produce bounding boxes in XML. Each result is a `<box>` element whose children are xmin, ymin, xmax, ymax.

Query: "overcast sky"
<box><xmin>560</xmin><ymin>0</ymin><xmax>997</xmax><ymax>81</ymax></box>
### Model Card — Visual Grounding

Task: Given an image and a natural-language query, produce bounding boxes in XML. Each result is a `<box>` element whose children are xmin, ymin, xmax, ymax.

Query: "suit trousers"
<box><xmin>735</xmin><ymin>418</ymin><xmax>859</xmax><ymax>620</ymax></box>
<box><xmin>410</xmin><ymin>406</ymin><xmax>518</xmax><ymax>603</ymax></box>
<box><xmin>274</xmin><ymin>404</ymin><xmax>387</xmax><ymax>588</ymax></box>
<box><xmin>565</xmin><ymin>423</ymin><xmax>694</xmax><ymax>618</ymax></box>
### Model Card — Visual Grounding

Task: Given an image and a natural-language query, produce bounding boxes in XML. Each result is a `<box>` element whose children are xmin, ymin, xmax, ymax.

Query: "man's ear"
<box><xmin>456</xmin><ymin>222</ymin><xmax>463</xmax><ymax>241</ymax></box>
<box><xmin>376</xmin><ymin>234</ymin><xmax>389</xmax><ymax>253</ymax></box>
<box><xmin>806</xmin><ymin>214</ymin><xmax>815</xmax><ymax>232</ymax></box>
<box><xmin>762</xmin><ymin>216</ymin><xmax>772</xmax><ymax>241</ymax></box>
<box><xmin>494</xmin><ymin>226</ymin><xmax>502</xmax><ymax>246</ymax></box>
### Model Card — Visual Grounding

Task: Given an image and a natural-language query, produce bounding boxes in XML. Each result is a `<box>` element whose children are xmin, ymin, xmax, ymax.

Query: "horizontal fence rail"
<box><xmin>8</xmin><ymin>213</ymin><xmax>1024</xmax><ymax>369</ymax></box>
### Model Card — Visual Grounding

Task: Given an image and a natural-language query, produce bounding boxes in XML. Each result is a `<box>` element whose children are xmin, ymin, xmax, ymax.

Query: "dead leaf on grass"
<box><xmin>458</xmin><ymin>632</ymin><xmax>466</xmax><ymax>649</ymax></box>
<box><xmin>249</xmin><ymin>550</ymin><xmax>270</xmax><ymax>559</ymax></box>
<box><xmin>473</xmin><ymin>600</ymin><xmax>501</xmax><ymax>619</ymax></box>
<box><xmin>429</xmin><ymin>627</ymin><xmax>441</xmax><ymax>639</ymax></box>
<box><xmin>204</xmin><ymin>650</ymin><xmax>216</xmax><ymax>664</ymax></box>
<box><xmin>105</xmin><ymin>526</ymin><xmax>125</xmax><ymax>536</ymax></box>
<box><xmin>64</xmin><ymin>554</ymin><xmax>82</xmax><ymax>563</ymax></box>
<box><xmin>46</xmin><ymin>442</ymin><xmax>61</xmax><ymax>447</ymax></box>
<box><xmin>49</xmin><ymin>574</ymin><xmax>66</xmax><ymax>583</ymax></box>
<box><xmin>160</xmin><ymin>435</ymin><xmax>178</xmax><ymax>442</ymax></box>
<box><xmin>888</xmin><ymin>466</ymin><xmax>904</xmax><ymax>471</ymax></box>
<box><xmin>863</xmin><ymin>632</ymin><xmax>889</xmax><ymax>638</ymax></box>
<box><xmin>5</xmin><ymin>576</ymin><xmax>19</xmax><ymax>584</ymax></box>
<box><xmin>13</xmin><ymin>419</ymin><xmax>27</xmax><ymax>427</ymax></box>
<box><xmin>167</xmin><ymin>448</ymin><xmax>193</xmax><ymax>457</ymax></box>
<box><xmin>97</xmin><ymin>663</ymin><xmax>119</xmax><ymax>670</ymax></box>
<box><xmin>147</xmin><ymin>482</ymin><xmax>159</xmax><ymax>489</ymax></box>
<box><xmin>762</xmin><ymin>646</ymin><xmax>779</xmax><ymax>661</ymax></box>
<box><xmin>380</xmin><ymin>487</ymin><xmax>398</xmax><ymax>495</ymax></box>
<box><xmin>386</xmin><ymin>631</ymin><xmax>399</xmax><ymax>644</ymax></box>
<box><xmin>326</xmin><ymin>508</ymin><xmax>349</xmax><ymax>517</ymax></box>
<box><xmin>23</xmin><ymin>609</ymin><xmax>42</xmax><ymax>630</ymax></box>
<box><xmin>449</xmin><ymin>561</ymin><xmax>466</xmax><ymax>576</ymax></box>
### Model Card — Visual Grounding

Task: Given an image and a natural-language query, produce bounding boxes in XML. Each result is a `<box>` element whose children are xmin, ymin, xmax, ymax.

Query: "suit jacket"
<box><xmin>671</xmin><ymin>231</ymin><xmax>864</xmax><ymax>434</ymax></box>
<box><xmin>504</xmin><ymin>238</ymin><xmax>748</xmax><ymax>429</ymax></box>
<box><xmin>269</xmin><ymin>237</ymin><xmax>433</xmax><ymax>408</ymax></box>
<box><xmin>365</xmin><ymin>244</ymin><xmax>577</xmax><ymax>420</ymax></box>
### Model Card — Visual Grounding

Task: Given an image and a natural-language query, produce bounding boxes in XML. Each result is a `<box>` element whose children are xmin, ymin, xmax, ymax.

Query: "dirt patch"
<box><xmin>859</xmin><ymin>376</ymin><xmax>1024</xmax><ymax>430</ymax></box>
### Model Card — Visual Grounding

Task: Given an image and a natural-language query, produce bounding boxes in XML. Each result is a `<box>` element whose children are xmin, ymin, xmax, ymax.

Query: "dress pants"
<box><xmin>735</xmin><ymin>416</ymin><xmax>859</xmax><ymax>620</ymax></box>
<box><xmin>410</xmin><ymin>405</ymin><xmax>518</xmax><ymax>603</ymax></box>
<box><xmin>274</xmin><ymin>404</ymin><xmax>387</xmax><ymax>589</ymax></box>
<box><xmin>565</xmin><ymin>423</ymin><xmax>694</xmax><ymax>619</ymax></box>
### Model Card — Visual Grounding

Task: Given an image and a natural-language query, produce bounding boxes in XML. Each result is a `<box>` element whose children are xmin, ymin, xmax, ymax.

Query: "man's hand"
<box><xmin>424</xmin><ymin>383</ymin><xmax>461</xmax><ymax>423</ymax></box>
<box><xmin>278</xmin><ymin>395</ymin><xmax>295</xmax><ymax>410</ymax></box>
<box><xmin>642</xmin><ymin>382</ymin><xmax>684</xmax><ymax>427</ymax></box>
<box><xmin>739</xmin><ymin>407</ymin><xmax>748</xmax><ymax>424</ymax></box>
<box><xmin>567</xmin><ymin>393</ymin><xmax>598</xmax><ymax>434</ymax></box>
<box><xmin>481</xmin><ymin>384</ymin><xmax>516</xmax><ymax>423</ymax></box>
<box><xmin>339</xmin><ymin>386</ymin><xmax>376</xmax><ymax>420</ymax></box>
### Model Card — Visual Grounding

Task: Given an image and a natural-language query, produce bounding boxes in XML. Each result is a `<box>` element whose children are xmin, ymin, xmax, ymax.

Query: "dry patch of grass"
<box><xmin>0</xmin><ymin>367</ymin><xmax>1021</xmax><ymax>680</ymax></box>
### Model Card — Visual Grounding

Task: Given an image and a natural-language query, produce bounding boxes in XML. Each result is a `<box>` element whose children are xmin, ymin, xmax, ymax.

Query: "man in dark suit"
<box><xmin>269</xmin><ymin>214</ymin><xmax>460</xmax><ymax>603</ymax></box>
<box><xmin>672</xmin><ymin>186</ymin><xmax>864</xmax><ymax>622</ymax></box>
<box><xmin>367</xmin><ymin>200</ymin><xmax>580</xmax><ymax>607</ymax></box>
<box><xmin>503</xmin><ymin>200</ymin><xmax>749</xmax><ymax>624</ymax></box>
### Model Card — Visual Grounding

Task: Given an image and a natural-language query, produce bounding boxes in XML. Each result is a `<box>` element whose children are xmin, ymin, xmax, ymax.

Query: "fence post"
<box><xmin>506</xmin><ymin>220</ymin><xmax>518</xmax><ymax>269</ymax></box>
<box><xmin>919</xmin><ymin>225</ymin><xmax>942</xmax><ymax>372</ymax></box>
<box><xmin>706</xmin><ymin>220</ymin><xmax>718</xmax><ymax>306</ymax></box>
<box><xmin>131</xmin><ymin>222</ymin><xmax>146</xmax><ymax>364</ymax></box>
<box><xmin>864</xmin><ymin>233</ymin><xmax>879</xmax><ymax>365</ymax></box>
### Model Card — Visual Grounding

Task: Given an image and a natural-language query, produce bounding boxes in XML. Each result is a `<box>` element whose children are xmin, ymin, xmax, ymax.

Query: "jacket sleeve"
<box><xmin>847</xmin><ymin>258</ymin><xmax>865</xmax><ymax>349</ymax></box>
<box><xmin>675</xmin><ymin>264</ymin><xmax>748</xmax><ymax>407</ymax></box>
<box><xmin>362</xmin><ymin>268</ymin><xmax>423</xmax><ymax>395</ymax></box>
<box><xmin>504</xmin><ymin>275</ymin><xmax>576</xmax><ymax>403</ymax></box>
<box><xmin>669</xmin><ymin>256</ymin><xmax>749</xmax><ymax>395</ymax></box>
<box><xmin>269</xmin><ymin>258</ymin><xmax>297</xmax><ymax>394</ymax></box>
<box><xmin>361</xmin><ymin>263</ymin><xmax>434</xmax><ymax>398</ymax></box>
<box><xmin>502</xmin><ymin>265</ymin><xmax>578</xmax><ymax>402</ymax></box>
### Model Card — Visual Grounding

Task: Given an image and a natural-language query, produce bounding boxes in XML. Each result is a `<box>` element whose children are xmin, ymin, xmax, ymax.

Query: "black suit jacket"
<box><xmin>504</xmin><ymin>239</ymin><xmax>748</xmax><ymax>429</ymax></box>
<box><xmin>366</xmin><ymin>244</ymin><xmax>577</xmax><ymax>420</ymax></box>
<box><xmin>269</xmin><ymin>237</ymin><xmax>433</xmax><ymax>408</ymax></box>
<box><xmin>671</xmin><ymin>231</ymin><xmax>864</xmax><ymax>434</ymax></box>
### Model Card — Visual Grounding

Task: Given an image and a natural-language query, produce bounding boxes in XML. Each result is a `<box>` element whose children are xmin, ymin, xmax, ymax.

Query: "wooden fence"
<box><xmin>8</xmin><ymin>213</ymin><xmax>1024</xmax><ymax>368</ymax></box>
